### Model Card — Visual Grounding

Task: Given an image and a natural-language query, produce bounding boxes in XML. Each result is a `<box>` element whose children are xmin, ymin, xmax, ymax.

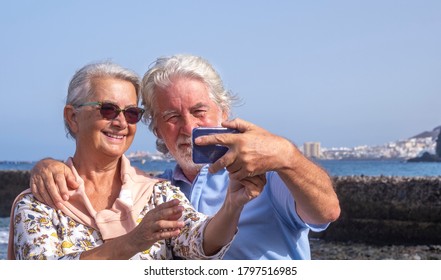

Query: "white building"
<box><xmin>303</xmin><ymin>142</ymin><xmax>321</xmax><ymax>158</ymax></box>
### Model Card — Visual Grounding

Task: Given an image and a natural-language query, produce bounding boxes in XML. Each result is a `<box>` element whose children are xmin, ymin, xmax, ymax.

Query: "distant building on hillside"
<box><xmin>303</xmin><ymin>142</ymin><xmax>321</xmax><ymax>158</ymax></box>
<box><xmin>321</xmin><ymin>137</ymin><xmax>435</xmax><ymax>160</ymax></box>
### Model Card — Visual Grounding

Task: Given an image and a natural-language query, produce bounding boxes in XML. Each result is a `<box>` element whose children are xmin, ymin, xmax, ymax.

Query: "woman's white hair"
<box><xmin>65</xmin><ymin>61</ymin><xmax>140</xmax><ymax>139</ymax></box>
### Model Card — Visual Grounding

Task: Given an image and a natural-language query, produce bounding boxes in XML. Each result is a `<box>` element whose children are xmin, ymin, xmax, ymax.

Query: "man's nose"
<box><xmin>180</xmin><ymin>115</ymin><xmax>198</xmax><ymax>136</ymax></box>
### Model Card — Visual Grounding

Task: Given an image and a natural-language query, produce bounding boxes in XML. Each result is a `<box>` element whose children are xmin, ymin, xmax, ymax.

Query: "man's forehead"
<box><xmin>160</xmin><ymin>102</ymin><xmax>211</xmax><ymax>116</ymax></box>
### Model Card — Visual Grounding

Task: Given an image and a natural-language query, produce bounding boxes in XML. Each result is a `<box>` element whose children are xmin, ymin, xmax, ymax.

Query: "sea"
<box><xmin>1</xmin><ymin>159</ymin><xmax>441</xmax><ymax>259</ymax></box>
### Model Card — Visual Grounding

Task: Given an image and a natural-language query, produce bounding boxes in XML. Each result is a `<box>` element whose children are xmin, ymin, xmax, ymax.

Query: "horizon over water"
<box><xmin>1</xmin><ymin>158</ymin><xmax>441</xmax><ymax>177</ymax></box>
<box><xmin>1</xmin><ymin>159</ymin><xmax>441</xmax><ymax>259</ymax></box>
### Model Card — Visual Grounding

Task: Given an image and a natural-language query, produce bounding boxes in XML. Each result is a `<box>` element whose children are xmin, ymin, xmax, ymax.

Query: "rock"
<box><xmin>2</xmin><ymin>171</ymin><xmax>441</xmax><ymax>246</ymax></box>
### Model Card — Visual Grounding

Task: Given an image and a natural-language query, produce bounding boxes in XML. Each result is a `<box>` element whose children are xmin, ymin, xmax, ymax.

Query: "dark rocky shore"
<box><xmin>0</xmin><ymin>170</ymin><xmax>30</xmax><ymax>217</ymax></box>
<box><xmin>309</xmin><ymin>175</ymin><xmax>441</xmax><ymax>260</ymax></box>
<box><xmin>310</xmin><ymin>239</ymin><xmax>441</xmax><ymax>260</ymax></box>
<box><xmin>1</xmin><ymin>170</ymin><xmax>441</xmax><ymax>260</ymax></box>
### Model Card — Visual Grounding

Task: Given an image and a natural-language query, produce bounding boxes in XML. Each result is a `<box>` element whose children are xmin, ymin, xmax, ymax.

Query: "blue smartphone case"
<box><xmin>191</xmin><ymin>127</ymin><xmax>239</xmax><ymax>164</ymax></box>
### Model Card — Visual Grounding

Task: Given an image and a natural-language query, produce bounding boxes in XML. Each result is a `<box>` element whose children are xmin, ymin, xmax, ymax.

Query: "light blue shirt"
<box><xmin>159</xmin><ymin>164</ymin><xmax>328</xmax><ymax>260</ymax></box>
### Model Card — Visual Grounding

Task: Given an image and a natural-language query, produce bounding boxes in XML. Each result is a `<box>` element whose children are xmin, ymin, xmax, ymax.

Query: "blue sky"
<box><xmin>1</xmin><ymin>1</ymin><xmax>440</xmax><ymax>161</ymax></box>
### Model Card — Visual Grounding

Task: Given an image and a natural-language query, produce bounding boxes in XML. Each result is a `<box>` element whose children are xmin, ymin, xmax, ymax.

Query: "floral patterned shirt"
<box><xmin>12</xmin><ymin>181</ymin><xmax>231</xmax><ymax>260</ymax></box>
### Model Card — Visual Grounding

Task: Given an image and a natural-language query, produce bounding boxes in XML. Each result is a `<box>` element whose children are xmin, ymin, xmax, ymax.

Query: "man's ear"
<box><xmin>64</xmin><ymin>105</ymin><xmax>79</xmax><ymax>134</ymax></box>
<box><xmin>154</xmin><ymin>127</ymin><xmax>163</xmax><ymax>139</ymax></box>
<box><xmin>222</xmin><ymin>110</ymin><xmax>229</xmax><ymax>122</ymax></box>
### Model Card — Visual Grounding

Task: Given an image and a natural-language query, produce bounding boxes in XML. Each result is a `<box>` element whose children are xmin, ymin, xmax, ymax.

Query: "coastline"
<box><xmin>1</xmin><ymin>170</ymin><xmax>441</xmax><ymax>260</ymax></box>
<box><xmin>0</xmin><ymin>170</ymin><xmax>30</xmax><ymax>218</ymax></box>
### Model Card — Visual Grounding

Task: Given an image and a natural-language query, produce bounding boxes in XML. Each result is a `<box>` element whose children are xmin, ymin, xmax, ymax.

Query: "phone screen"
<box><xmin>191</xmin><ymin>127</ymin><xmax>239</xmax><ymax>164</ymax></box>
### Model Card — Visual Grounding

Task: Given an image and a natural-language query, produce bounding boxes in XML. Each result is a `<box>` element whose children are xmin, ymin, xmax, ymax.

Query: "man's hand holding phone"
<box><xmin>193</xmin><ymin>118</ymin><xmax>291</xmax><ymax>181</ymax></box>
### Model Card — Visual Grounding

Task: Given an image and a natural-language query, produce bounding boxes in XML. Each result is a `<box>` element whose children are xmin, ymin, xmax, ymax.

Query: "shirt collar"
<box><xmin>172</xmin><ymin>164</ymin><xmax>210</xmax><ymax>185</ymax></box>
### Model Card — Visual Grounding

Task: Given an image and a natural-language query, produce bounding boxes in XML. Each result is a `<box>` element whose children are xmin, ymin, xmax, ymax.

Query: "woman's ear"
<box><xmin>64</xmin><ymin>105</ymin><xmax>79</xmax><ymax>134</ymax></box>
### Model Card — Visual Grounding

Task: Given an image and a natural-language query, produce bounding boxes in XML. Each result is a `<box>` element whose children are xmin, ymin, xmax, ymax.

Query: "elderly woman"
<box><xmin>8</xmin><ymin>62</ymin><xmax>264</xmax><ymax>260</ymax></box>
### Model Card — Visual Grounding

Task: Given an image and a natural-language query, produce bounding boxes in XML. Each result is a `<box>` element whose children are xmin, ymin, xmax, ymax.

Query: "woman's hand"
<box><xmin>80</xmin><ymin>199</ymin><xmax>185</xmax><ymax>259</ymax></box>
<box><xmin>128</xmin><ymin>199</ymin><xmax>185</xmax><ymax>252</ymax></box>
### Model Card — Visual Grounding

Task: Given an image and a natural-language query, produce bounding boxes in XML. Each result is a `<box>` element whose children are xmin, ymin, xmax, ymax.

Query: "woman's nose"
<box><xmin>111</xmin><ymin>111</ymin><xmax>128</xmax><ymax>128</ymax></box>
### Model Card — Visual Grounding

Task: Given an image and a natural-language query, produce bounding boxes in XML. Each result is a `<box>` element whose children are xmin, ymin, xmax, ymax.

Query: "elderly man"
<box><xmin>30</xmin><ymin>54</ymin><xmax>340</xmax><ymax>259</ymax></box>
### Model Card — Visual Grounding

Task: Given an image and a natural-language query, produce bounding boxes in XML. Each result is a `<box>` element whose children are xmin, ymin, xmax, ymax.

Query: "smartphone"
<box><xmin>192</xmin><ymin>127</ymin><xmax>239</xmax><ymax>164</ymax></box>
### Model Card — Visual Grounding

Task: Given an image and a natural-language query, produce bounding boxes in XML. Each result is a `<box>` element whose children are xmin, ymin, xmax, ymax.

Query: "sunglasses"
<box><xmin>77</xmin><ymin>102</ymin><xmax>145</xmax><ymax>124</ymax></box>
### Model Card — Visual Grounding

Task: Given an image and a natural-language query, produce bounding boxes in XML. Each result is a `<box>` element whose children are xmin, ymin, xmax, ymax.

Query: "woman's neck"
<box><xmin>72</xmin><ymin>154</ymin><xmax>123</xmax><ymax>211</ymax></box>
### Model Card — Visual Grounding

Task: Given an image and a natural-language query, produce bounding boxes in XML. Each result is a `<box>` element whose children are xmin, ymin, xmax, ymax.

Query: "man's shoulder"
<box><xmin>156</xmin><ymin>168</ymin><xmax>173</xmax><ymax>180</ymax></box>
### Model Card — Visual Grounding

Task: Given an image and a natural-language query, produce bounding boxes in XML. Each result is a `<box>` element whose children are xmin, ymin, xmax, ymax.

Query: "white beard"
<box><xmin>173</xmin><ymin>137</ymin><xmax>204</xmax><ymax>174</ymax></box>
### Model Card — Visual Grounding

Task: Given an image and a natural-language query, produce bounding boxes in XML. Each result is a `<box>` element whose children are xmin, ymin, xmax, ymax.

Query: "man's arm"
<box><xmin>203</xmin><ymin>173</ymin><xmax>265</xmax><ymax>254</ymax></box>
<box><xmin>194</xmin><ymin>118</ymin><xmax>341</xmax><ymax>225</ymax></box>
<box><xmin>30</xmin><ymin>158</ymin><xmax>79</xmax><ymax>209</ymax></box>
